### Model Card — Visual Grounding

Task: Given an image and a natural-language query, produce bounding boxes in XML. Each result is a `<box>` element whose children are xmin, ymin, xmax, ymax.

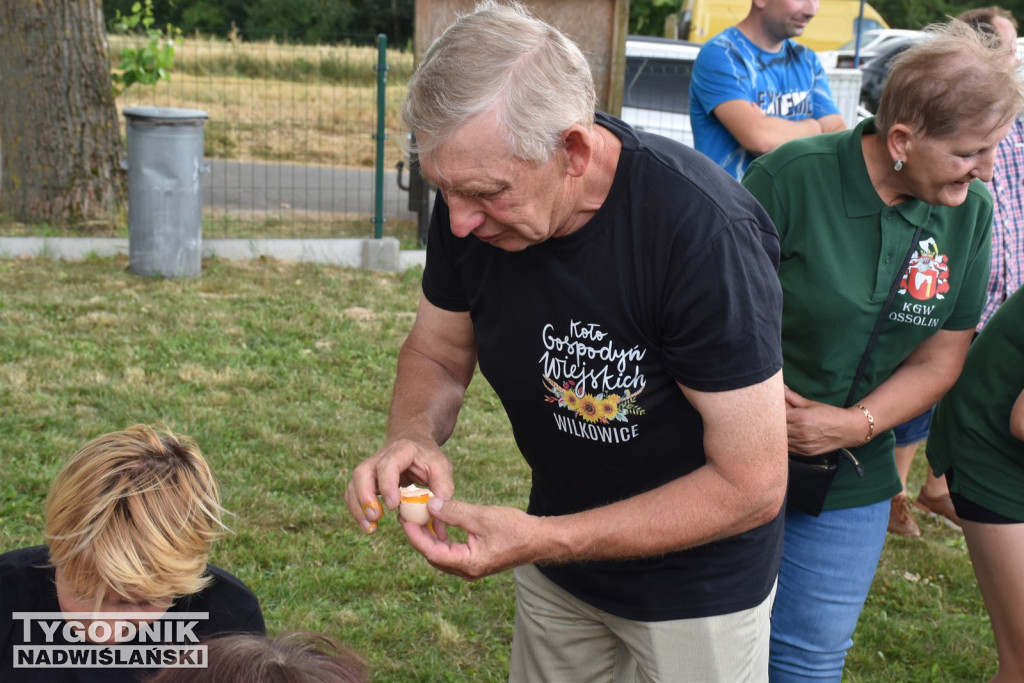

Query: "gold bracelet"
<box><xmin>855</xmin><ymin>403</ymin><xmax>875</xmax><ymax>446</ymax></box>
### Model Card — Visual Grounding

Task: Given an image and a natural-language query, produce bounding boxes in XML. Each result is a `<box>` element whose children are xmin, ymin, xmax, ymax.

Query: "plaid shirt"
<box><xmin>979</xmin><ymin>117</ymin><xmax>1024</xmax><ymax>331</ymax></box>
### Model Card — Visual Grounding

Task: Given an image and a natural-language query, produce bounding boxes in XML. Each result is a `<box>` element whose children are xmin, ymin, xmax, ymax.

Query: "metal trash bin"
<box><xmin>123</xmin><ymin>106</ymin><xmax>209</xmax><ymax>278</ymax></box>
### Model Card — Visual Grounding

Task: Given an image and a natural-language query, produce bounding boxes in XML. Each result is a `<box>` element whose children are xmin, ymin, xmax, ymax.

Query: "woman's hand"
<box><xmin>785</xmin><ymin>386</ymin><xmax>868</xmax><ymax>454</ymax></box>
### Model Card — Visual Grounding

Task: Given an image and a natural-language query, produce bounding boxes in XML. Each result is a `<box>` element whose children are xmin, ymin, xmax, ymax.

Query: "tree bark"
<box><xmin>0</xmin><ymin>0</ymin><xmax>125</xmax><ymax>225</ymax></box>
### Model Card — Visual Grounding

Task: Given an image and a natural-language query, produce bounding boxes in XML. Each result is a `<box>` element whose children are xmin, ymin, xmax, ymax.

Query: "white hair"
<box><xmin>402</xmin><ymin>0</ymin><xmax>596</xmax><ymax>165</ymax></box>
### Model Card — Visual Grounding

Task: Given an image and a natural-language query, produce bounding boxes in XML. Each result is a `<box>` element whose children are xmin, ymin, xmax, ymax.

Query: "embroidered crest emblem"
<box><xmin>899</xmin><ymin>237</ymin><xmax>949</xmax><ymax>301</ymax></box>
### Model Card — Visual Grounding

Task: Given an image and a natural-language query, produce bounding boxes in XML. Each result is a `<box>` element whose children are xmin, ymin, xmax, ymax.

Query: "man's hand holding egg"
<box><xmin>399</xmin><ymin>484</ymin><xmax>435</xmax><ymax>526</ymax></box>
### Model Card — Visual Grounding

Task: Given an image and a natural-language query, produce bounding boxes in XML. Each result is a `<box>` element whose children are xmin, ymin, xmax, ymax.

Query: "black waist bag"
<box><xmin>787</xmin><ymin>448</ymin><xmax>863</xmax><ymax>516</ymax></box>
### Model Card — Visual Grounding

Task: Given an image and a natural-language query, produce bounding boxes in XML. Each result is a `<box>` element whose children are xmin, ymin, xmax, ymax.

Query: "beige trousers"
<box><xmin>508</xmin><ymin>563</ymin><xmax>775</xmax><ymax>683</ymax></box>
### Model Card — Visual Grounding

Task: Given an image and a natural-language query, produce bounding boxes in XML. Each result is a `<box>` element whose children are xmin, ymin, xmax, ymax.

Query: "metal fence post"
<box><xmin>373</xmin><ymin>34</ymin><xmax>389</xmax><ymax>240</ymax></box>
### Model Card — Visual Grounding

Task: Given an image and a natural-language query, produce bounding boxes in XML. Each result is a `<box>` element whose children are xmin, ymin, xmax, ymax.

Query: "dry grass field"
<box><xmin>112</xmin><ymin>35</ymin><xmax>416</xmax><ymax>170</ymax></box>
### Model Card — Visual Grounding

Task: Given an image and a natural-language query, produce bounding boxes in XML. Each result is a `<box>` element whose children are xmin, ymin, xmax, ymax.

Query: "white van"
<box><xmin>621</xmin><ymin>36</ymin><xmax>701</xmax><ymax>147</ymax></box>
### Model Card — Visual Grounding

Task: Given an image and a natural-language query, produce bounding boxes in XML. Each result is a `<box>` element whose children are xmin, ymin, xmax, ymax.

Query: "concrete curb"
<box><xmin>0</xmin><ymin>237</ymin><xmax>426</xmax><ymax>272</ymax></box>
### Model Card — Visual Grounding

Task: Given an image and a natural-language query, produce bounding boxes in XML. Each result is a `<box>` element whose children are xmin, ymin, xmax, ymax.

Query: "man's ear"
<box><xmin>562</xmin><ymin>126</ymin><xmax>592</xmax><ymax>178</ymax></box>
<box><xmin>887</xmin><ymin>123</ymin><xmax>913</xmax><ymax>164</ymax></box>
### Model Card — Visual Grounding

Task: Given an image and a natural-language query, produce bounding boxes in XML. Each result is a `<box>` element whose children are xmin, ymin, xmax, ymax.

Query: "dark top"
<box><xmin>928</xmin><ymin>286</ymin><xmax>1024</xmax><ymax>521</ymax></box>
<box><xmin>422</xmin><ymin>112</ymin><xmax>785</xmax><ymax>621</ymax></box>
<box><xmin>0</xmin><ymin>545</ymin><xmax>265</xmax><ymax>682</ymax></box>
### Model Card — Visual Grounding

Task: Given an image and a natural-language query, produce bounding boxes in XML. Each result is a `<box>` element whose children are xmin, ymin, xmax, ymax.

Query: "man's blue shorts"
<box><xmin>892</xmin><ymin>406</ymin><xmax>935</xmax><ymax>446</ymax></box>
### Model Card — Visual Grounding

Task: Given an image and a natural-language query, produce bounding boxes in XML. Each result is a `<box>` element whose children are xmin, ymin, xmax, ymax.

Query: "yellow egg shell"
<box><xmin>399</xmin><ymin>484</ymin><xmax>434</xmax><ymax>526</ymax></box>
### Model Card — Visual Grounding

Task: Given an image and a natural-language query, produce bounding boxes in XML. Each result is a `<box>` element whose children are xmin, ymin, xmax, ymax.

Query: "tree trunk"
<box><xmin>0</xmin><ymin>0</ymin><xmax>125</xmax><ymax>225</ymax></box>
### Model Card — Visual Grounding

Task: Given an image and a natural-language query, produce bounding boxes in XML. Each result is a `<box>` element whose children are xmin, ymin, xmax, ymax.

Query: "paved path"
<box><xmin>203</xmin><ymin>160</ymin><xmax>421</xmax><ymax>218</ymax></box>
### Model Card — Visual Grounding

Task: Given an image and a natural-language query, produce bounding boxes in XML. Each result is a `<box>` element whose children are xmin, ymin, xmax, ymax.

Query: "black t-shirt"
<box><xmin>0</xmin><ymin>545</ymin><xmax>266</xmax><ymax>682</ymax></box>
<box><xmin>422</xmin><ymin>112</ymin><xmax>785</xmax><ymax>621</ymax></box>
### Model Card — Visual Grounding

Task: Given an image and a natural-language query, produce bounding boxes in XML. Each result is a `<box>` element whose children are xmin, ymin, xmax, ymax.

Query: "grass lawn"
<box><xmin>0</xmin><ymin>255</ymin><xmax>997</xmax><ymax>681</ymax></box>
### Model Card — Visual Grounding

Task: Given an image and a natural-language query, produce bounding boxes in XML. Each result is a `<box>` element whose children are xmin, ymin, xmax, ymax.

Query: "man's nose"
<box><xmin>446</xmin><ymin>195</ymin><xmax>486</xmax><ymax>237</ymax></box>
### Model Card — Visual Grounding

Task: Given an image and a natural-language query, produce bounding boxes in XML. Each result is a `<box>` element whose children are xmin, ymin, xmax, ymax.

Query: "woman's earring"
<box><xmin>894</xmin><ymin>159</ymin><xmax>905</xmax><ymax>172</ymax></box>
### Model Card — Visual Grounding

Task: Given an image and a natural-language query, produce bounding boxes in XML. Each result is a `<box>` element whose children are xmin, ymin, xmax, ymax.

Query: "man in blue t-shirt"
<box><xmin>690</xmin><ymin>0</ymin><xmax>845</xmax><ymax>179</ymax></box>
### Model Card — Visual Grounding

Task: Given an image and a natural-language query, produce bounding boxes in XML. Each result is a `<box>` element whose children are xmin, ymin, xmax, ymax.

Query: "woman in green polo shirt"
<box><xmin>742</xmin><ymin>20</ymin><xmax>1024</xmax><ymax>683</ymax></box>
<box><xmin>927</xmin><ymin>285</ymin><xmax>1024</xmax><ymax>682</ymax></box>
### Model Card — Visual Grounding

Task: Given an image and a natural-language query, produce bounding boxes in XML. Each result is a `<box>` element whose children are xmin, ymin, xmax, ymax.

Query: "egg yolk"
<box><xmin>401</xmin><ymin>492</ymin><xmax>431</xmax><ymax>504</ymax></box>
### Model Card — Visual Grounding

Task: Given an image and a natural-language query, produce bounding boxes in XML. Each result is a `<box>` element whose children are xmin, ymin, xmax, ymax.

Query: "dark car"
<box><xmin>837</xmin><ymin>34</ymin><xmax>928</xmax><ymax>114</ymax></box>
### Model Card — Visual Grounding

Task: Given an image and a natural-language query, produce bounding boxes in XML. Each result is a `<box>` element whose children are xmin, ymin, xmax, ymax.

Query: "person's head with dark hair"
<box><xmin>957</xmin><ymin>6</ymin><xmax>1017</xmax><ymax>39</ymax></box>
<box><xmin>147</xmin><ymin>631</ymin><xmax>369</xmax><ymax>683</ymax></box>
<box><xmin>956</xmin><ymin>5</ymin><xmax>1019</xmax><ymax>65</ymax></box>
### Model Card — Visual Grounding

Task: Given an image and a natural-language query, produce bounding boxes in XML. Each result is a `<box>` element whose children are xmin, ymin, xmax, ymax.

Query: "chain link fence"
<box><xmin>113</xmin><ymin>34</ymin><xmax>424</xmax><ymax>245</ymax></box>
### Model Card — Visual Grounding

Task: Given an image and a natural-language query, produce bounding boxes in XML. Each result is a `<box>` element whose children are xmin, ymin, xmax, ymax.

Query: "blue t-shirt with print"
<box><xmin>690</xmin><ymin>26</ymin><xmax>840</xmax><ymax>179</ymax></box>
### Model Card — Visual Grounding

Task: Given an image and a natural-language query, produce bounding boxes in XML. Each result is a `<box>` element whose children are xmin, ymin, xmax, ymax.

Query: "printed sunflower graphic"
<box><xmin>543</xmin><ymin>377</ymin><xmax>644</xmax><ymax>423</ymax></box>
<box><xmin>563</xmin><ymin>390</ymin><xmax>580</xmax><ymax>412</ymax></box>
<box><xmin>578</xmin><ymin>394</ymin><xmax>601</xmax><ymax>423</ymax></box>
<box><xmin>597</xmin><ymin>395</ymin><xmax>619</xmax><ymax>421</ymax></box>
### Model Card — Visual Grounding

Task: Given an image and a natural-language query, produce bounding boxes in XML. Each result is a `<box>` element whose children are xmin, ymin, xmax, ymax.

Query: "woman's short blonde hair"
<box><xmin>402</xmin><ymin>0</ymin><xmax>596</xmax><ymax>165</ymax></box>
<box><xmin>45</xmin><ymin>424</ymin><xmax>227</xmax><ymax>610</ymax></box>
<box><xmin>875</xmin><ymin>19</ymin><xmax>1024</xmax><ymax>139</ymax></box>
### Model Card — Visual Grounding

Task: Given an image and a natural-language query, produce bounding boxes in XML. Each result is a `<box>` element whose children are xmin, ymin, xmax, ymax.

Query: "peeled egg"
<box><xmin>399</xmin><ymin>484</ymin><xmax>434</xmax><ymax>526</ymax></box>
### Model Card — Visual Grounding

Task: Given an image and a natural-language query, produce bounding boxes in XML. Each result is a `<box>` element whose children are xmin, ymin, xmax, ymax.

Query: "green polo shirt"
<box><xmin>927</xmin><ymin>286</ymin><xmax>1024</xmax><ymax>521</ymax></box>
<box><xmin>743</xmin><ymin>118</ymin><xmax>992</xmax><ymax>510</ymax></box>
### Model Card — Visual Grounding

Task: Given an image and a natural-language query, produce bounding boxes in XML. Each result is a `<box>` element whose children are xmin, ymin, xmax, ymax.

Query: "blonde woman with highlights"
<box><xmin>1</xmin><ymin>425</ymin><xmax>265</xmax><ymax>682</ymax></box>
<box><xmin>47</xmin><ymin>425</ymin><xmax>227</xmax><ymax>614</ymax></box>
